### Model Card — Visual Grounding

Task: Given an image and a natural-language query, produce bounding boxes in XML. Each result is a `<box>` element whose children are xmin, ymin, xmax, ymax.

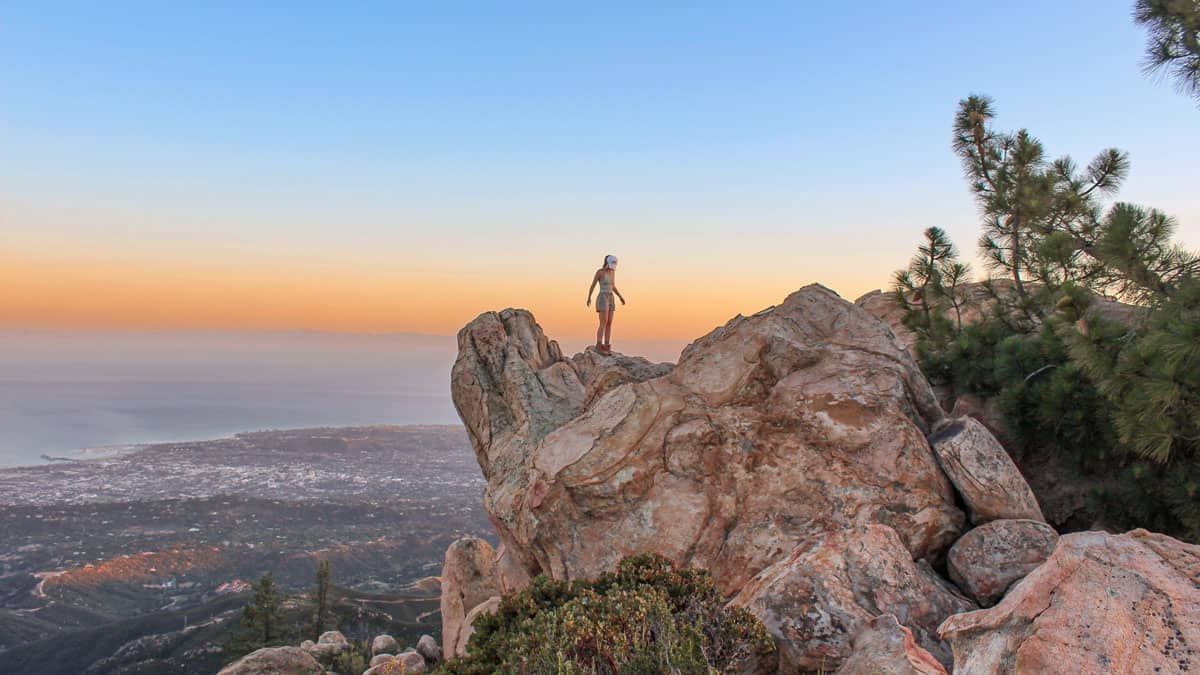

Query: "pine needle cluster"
<box><xmin>1135</xmin><ymin>0</ymin><xmax>1200</xmax><ymax>103</ymax></box>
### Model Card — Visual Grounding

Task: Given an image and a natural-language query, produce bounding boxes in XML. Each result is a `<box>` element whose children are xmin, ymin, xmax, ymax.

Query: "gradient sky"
<box><xmin>3</xmin><ymin>1</ymin><xmax>1197</xmax><ymax>344</ymax></box>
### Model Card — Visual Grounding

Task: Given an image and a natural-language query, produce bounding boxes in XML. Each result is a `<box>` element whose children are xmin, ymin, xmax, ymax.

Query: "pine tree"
<box><xmin>1134</xmin><ymin>0</ymin><xmax>1200</xmax><ymax>103</ymax></box>
<box><xmin>227</xmin><ymin>571</ymin><xmax>285</xmax><ymax>657</ymax></box>
<box><xmin>894</xmin><ymin>93</ymin><xmax>1200</xmax><ymax>542</ymax></box>
<box><xmin>950</xmin><ymin>95</ymin><xmax>1131</xmax><ymax>318</ymax></box>
<box><xmin>892</xmin><ymin>226</ymin><xmax>972</xmax><ymax>338</ymax></box>
<box><xmin>254</xmin><ymin>572</ymin><xmax>283</xmax><ymax>644</ymax></box>
<box><xmin>312</xmin><ymin>559</ymin><xmax>333</xmax><ymax>636</ymax></box>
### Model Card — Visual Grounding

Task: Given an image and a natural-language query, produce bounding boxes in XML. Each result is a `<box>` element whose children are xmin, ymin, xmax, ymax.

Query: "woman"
<box><xmin>586</xmin><ymin>254</ymin><xmax>625</xmax><ymax>354</ymax></box>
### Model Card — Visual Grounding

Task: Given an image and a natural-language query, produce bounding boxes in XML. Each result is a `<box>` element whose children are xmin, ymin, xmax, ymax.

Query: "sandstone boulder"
<box><xmin>451</xmin><ymin>286</ymin><xmax>964</xmax><ymax>600</ymax></box>
<box><xmin>317</xmin><ymin>630</ymin><xmax>347</xmax><ymax>647</ymax></box>
<box><xmin>217</xmin><ymin>646</ymin><xmax>323</xmax><ymax>675</ymax></box>
<box><xmin>929</xmin><ymin>417</ymin><xmax>1043</xmax><ymax>524</ymax></box>
<box><xmin>939</xmin><ymin>529</ymin><xmax>1200</xmax><ymax>673</ymax></box>
<box><xmin>440</xmin><ymin>537</ymin><xmax>502</xmax><ymax>658</ymax></box>
<box><xmin>415</xmin><ymin>634</ymin><xmax>441</xmax><ymax>664</ymax></box>
<box><xmin>300</xmin><ymin>630</ymin><xmax>349</xmax><ymax>659</ymax></box>
<box><xmin>730</xmin><ymin>524</ymin><xmax>974</xmax><ymax>671</ymax></box>
<box><xmin>835</xmin><ymin>614</ymin><xmax>948</xmax><ymax>675</ymax></box>
<box><xmin>371</xmin><ymin>634</ymin><xmax>399</xmax><ymax>656</ymax></box>
<box><xmin>947</xmin><ymin>519</ymin><xmax>1058</xmax><ymax>606</ymax></box>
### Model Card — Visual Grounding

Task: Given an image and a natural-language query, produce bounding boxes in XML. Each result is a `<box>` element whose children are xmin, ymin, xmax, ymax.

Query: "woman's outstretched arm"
<box><xmin>613</xmin><ymin>282</ymin><xmax>625</xmax><ymax>305</ymax></box>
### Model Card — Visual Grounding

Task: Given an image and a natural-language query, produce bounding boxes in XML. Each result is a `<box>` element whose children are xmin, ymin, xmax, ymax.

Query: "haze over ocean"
<box><xmin>0</xmin><ymin>330</ymin><xmax>464</xmax><ymax>467</ymax></box>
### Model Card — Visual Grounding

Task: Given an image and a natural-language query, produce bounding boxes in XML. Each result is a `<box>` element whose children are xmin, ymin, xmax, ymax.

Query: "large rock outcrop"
<box><xmin>939</xmin><ymin>529</ymin><xmax>1200</xmax><ymax>673</ymax></box>
<box><xmin>449</xmin><ymin>286</ymin><xmax>983</xmax><ymax>667</ymax></box>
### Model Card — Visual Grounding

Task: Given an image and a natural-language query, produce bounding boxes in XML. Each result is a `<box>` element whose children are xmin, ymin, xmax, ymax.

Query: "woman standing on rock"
<box><xmin>587</xmin><ymin>254</ymin><xmax>625</xmax><ymax>355</ymax></box>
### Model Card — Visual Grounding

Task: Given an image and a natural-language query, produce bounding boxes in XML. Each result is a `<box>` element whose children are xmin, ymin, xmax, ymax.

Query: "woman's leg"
<box><xmin>603</xmin><ymin>310</ymin><xmax>614</xmax><ymax>346</ymax></box>
<box><xmin>596</xmin><ymin>311</ymin><xmax>605</xmax><ymax>345</ymax></box>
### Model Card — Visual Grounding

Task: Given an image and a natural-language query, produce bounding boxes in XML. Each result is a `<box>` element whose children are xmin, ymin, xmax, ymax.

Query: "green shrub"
<box><xmin>323</xmin><ymin>640</ymin><xmax>370</xmax><ymax>673</ymax></box>
<box><xmin>437</xmin><ymin>554</ymin><xmax>773</xmax><ymax>675</ymax></box>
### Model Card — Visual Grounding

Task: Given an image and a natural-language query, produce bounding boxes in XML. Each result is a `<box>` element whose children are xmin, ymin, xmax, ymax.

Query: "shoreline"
<box><xmin>0</xmin><ymin>422</ymin><xmax>466</xmax><ymax>472</ymax></box>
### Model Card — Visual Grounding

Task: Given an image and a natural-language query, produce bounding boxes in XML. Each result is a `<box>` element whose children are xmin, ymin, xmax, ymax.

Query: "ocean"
<box><xmin>0</xmin><ymin>330</ymin><xmax>461</xmax><ymax>468</ymax></box>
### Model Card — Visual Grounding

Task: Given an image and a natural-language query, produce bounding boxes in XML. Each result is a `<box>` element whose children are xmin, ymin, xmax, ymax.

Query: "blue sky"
<box><xmin>1</xmin><ymin>1</ymin><xmax>1197</xmax><ymax>338</ymax></box>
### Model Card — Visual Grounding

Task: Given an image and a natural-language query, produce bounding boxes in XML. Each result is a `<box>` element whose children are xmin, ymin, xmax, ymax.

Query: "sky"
<box><xmin>2</xmin><ymin>1</ymin><xmax>1197</xmax><ymax>345</ymax></box>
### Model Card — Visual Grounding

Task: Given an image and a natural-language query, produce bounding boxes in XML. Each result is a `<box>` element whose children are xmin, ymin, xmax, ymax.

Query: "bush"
<box><xmin>322</xmin><ymin>640</ymin><xmax>369</xmax><ymax>674</ymax></box>
<box><xmin>437</xmin><ymin>554</ymin><xmax>773</xmax><ymax>674</ymax></box>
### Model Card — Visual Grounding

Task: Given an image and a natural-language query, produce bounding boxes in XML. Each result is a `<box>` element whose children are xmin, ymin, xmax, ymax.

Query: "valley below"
<box><xmin>0</xmin><ymin>425</ymin><xmax>493</xmax><ymax>674</ymax></box>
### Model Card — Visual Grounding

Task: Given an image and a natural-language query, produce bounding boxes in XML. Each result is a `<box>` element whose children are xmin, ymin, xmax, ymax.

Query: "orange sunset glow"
<box><xmin>4</xmin><ymin>243</ymin><xmax>892</xmax><ymax>341</ymax></box>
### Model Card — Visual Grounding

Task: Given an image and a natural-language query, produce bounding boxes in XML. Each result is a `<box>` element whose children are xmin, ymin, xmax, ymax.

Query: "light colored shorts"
<box><xmin>596</xmin><ymin>292</ymin><xmax>616</xmax><ymax>312</ymax></box>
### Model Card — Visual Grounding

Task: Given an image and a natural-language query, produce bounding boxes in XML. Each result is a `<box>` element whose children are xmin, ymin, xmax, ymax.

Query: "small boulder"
<box><xmin>317</xmin><ymin>630</ymin><xmax>347</xmax><ymax>646</ymax></box>
<box><xmin>415</xmin><ymin>634</ymin><xmax>441</xmax><ymax>664</ymax></box>
<box><xmin>371</xmin><ymin>634</ymin><xmax>399</xmax><ymax>656</ymax></box>
<box><xmin>835</xmin><ymin>614</ymin><xmax>948</xmax><ymax>675</ymax></box>
<box><xmin>397</xmin><ymin>649</ymin><xmax>427</xmax><ymax>673</ymax></box>
<box><xmin>929</xmin><ymin>417</ymin><xmax>1044</xmax><ymax>524</ymax></box>
<box><xmin>947</xmin><ymin>519</ymin><xmax>1058</xmax><ymax>606</ymax></box>
<box><xmin>369</xmin><ymin>653</ymin><xmax>396</xmax><ymax>667</ymax></box>
<box><xmin>217</xmin><ymin>646</ymin><xmax>324</xmax><ymax>674</ymax></box>
<box><xmin>301</xmin><ymin>630</ymin><xmax>350</xmax><ymax>658</ymax></box>
<box><xmin>940</xmin><ymin>529</ymin><xmax>1200</xmax><ymax>673</ymax></box>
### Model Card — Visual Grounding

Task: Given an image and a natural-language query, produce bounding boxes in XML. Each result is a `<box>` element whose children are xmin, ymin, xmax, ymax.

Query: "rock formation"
<box><xmin>446</xmin><ymin>286</ymin><xmax>981</xmax><ymax>666</ymax></box>
<box><xmin>939</xmin><ymin>530</ymin><xmax>1200</xmax><ymax>673</ymax></box>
